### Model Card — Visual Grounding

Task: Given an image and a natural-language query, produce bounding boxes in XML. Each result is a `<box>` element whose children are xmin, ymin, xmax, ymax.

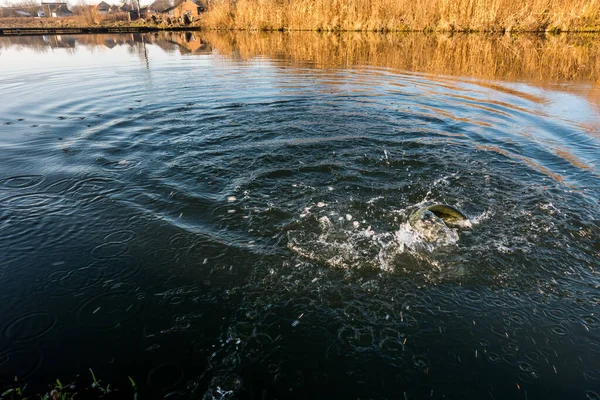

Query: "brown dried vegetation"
<box><xmin>200</xmin><ymin>0</ymin><xmax>600</xmax><ymax>32</ymax></box>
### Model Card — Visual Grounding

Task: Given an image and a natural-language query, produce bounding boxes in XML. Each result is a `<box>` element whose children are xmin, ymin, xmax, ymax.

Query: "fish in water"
<box><xmin>409</xmin><ymin>204</ymin><xmax>471</xmax><ymax>243</ymax></box>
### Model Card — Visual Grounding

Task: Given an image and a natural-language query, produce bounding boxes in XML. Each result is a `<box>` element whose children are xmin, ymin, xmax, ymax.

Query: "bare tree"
<box><xmin>1</xmin><ymin>0</ymin><xmax>42</xmax><ymax>18</ymax></box>
<box><xmin>70</xmin><ymin>0</ymin><xmax>90</xmax><ymax>16</ymax></box>
<box><xmin>6</xmin><ymin>0</ymin><xmax>41</xmax><ymax>7</ymax></box>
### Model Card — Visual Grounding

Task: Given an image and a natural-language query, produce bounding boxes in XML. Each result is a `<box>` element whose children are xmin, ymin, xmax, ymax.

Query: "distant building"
<box><xmin>147</xmin><ymin>0</ymin><xmax>174</xmax><ymax>15</ymax></box>
<box><xmin>119</xmin><ymin>2</ymin><xmax>134</xmax><ymax>12</ymax></box>
<box><xmin>173</xmin><ymin>0</ymin><xmax>205</xmax><ymax>20</ymax></box>
<box><xmin>0</xmin><ymin>2</ymin><xmax>72</xmax><ymax>18</ymax></box>
<box><xmin>147</xmin><ymin>0</ymin><xmax>205</xmax><ymax>17</ymax></box>
<box><xmin>95</xmin><ymin>1</ymin><xmax>111</xmax><ymax>15</ymax></box>
<box><xmin>123</xmin><ymin>3</ymin><xmax>147</xmax><ymax>20</ymax></box>
<box><xmin>41</xmin><ymin>2</ymin><xmax>73</xmax><ymax>17</ymax></box>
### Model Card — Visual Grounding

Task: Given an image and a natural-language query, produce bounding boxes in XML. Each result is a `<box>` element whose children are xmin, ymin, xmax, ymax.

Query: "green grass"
<box><xmin>0</xmin><ymin>370</ymin><xmax>137</xmax><ymax>400</ymax></box>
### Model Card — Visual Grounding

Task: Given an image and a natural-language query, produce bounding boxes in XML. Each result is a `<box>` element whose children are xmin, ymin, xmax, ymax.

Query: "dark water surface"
<box><xmin>1</xmin><ymin>32</ymin><xmax>599</xmax><ymax>399</ymax></box>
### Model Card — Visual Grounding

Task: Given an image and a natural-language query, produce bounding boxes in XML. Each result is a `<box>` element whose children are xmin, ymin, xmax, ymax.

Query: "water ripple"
<box><xmin>0</xmin><ymin>175</ymin><xmax>45</xmax><ymax>190</ymax></box>
<box><xmin>75</xmin><ymin>290</ymin><xmax>145</xmax><ymax>330</ymax></box>
<box><xmin>0</xmin><ymin>31</ymin><xmax>599</xmax><ymax>399</ymax></box>
<box><xmin>2</xmin><ymin>312</ymin><xmax>57</xmax><ymax>343</ymax></box>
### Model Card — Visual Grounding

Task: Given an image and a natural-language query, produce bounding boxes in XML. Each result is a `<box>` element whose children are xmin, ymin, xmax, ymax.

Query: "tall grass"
<box><xmin>0</xmin><ymin>12</ymin><xmax>131</xmax><ymax>28</ymax></box>
<box><xmin>201</xmin><ymin>0</ymin><xmax>600</xmax><ymax>32</ymax></box>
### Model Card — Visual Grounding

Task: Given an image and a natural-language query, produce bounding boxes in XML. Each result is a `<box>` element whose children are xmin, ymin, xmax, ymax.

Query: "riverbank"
<box><xmin>2</xmin><ymin>0</ymin><xmax>600</xmax><ymax>35</ymax></box>
<box><xmin>201</xmin><ymin>0</ymin><xmax>600</xmax><ymax>33</ymax></box>
<box><xmin>0</xmin><ymin>16</ymin><xmax>200</xmax><ymax>36</ymax></box>
<box><xmin>0</xmin><ymin>25</ymin><xmax>182</xmax><ymax>36</ymax></box>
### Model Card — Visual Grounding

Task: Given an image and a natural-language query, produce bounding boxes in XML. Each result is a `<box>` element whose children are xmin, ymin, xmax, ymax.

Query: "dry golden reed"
<box><xmin>201</xmin><ymin>0</ymin><xmax>600</xmax><ymax>32</ymax></box>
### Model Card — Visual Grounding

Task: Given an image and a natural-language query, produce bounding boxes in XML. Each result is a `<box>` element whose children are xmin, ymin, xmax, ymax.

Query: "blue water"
<box><xmin>0</xmin><ymin>32</ymin><xmax>599</xmax><ymax>399</ymax></box>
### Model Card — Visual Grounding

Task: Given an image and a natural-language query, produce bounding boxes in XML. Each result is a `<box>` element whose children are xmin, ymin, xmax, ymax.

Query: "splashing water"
<box><xmin>287</xmin><ymin>200</ymin><xmax>474</xmax><ymax>272</ymax></box>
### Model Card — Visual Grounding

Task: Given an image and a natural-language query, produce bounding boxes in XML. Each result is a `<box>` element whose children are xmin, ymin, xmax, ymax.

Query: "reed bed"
<box><xmin>201</xmin><ymin>0</ymin><xmax>600</xmax><ymax>32</ymax></box>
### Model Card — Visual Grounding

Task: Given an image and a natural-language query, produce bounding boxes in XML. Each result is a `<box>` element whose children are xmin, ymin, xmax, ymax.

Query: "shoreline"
<box><xmin>2</xmin><ymin>0</ymin><xmax>600</xmax><ymax>36</ymax></box>
<box><xmin>3</xmin><ymin>24</ymin><xmax>600</xmax><ymax>36</ymax></box>
<box><xmin>0</xmin><ymin>25</ymin><xmax>196</xmax><ymax>36</ymax></box>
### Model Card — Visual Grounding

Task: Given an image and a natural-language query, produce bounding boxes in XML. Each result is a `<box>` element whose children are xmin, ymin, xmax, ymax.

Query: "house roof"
<box><xmin>39</xmin><ymin>2</ymin><xmax>72</xmax><ymax>13</ymax></box>
<box><xmin>147</xmin><ymin>0</ymin><xmax>175</xmax><ymax>12</ymax></box>
<box><xmin>147</xmin><ymin>0</ymin><xmax>205</xmax><ymax>13</ymax></box>
<box><xmin>185</xmin><ymin>0</ymin><xmax>205</xmax><ymax>6</ymax></box>
<box><xmin>119</xmin><ymin>2</ymin><xmax>134</xmax><ymax>11</ymax></box>
<box><xmin>96</xmin><ymin>1</ymin><xmax>111</xmax><ymax>9</ymax></box>
<box><xmin>148</xmin><ymin>0</ymin><xmax>204</xmax><ymax>11</ymax></box>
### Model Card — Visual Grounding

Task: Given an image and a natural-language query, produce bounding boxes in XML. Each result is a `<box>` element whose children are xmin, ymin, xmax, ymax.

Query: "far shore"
<box><xmin>3</xmin><ymin>0</ymin><xmax>600</xmax><ymax>37</ymax></box>
<box><xmin>3</xmin><ymin>21</ymin><xmax>600</xmax><ymax>36</ymax></box>
<box><xmin>0</xmin><ymin>17</ymin><xmax>204</xmax><ymax>36</ymax></box>
<box><xmin>2</xmin><ymin>0</ymin><xmax>600</xmax><ymax>35</ymax></box>
<box><xmin>0</xmin><ymin>24</ymin><xmax>196</xmax><ymax>36</ymax></box>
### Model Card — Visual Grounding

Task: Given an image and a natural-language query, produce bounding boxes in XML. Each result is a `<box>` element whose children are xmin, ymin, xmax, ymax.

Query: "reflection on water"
<box><xmin>2</xmin><ymin>31</ymin><xmax>600</xmax><ymax>83</ymax></box>
<box><xmin>0</xmin><ymin>31</ymin><xmax>599</xmax><ymax>399</ymax></box>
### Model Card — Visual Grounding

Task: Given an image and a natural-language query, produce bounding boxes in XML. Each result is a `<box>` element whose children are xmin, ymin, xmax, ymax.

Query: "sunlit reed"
<box><xmin>201</xmin><ymin>0</ymin><xmax>600</xmax><ymax>32</ymax></box>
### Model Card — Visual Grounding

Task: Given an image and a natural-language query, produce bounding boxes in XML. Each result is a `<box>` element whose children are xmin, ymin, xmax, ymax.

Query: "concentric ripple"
<box><xmin>0</xmin><ymin>175</ymin><xmax>45</xmax><ymax>190</ymax></box>
<box><xmin>2</xmin><ymin>312</ymin><xmax>57</xmax><ymax>342</ymax></box>
<box><xmin>0</xmin><ymin>31</ymin><xmax>599</xmax><ymax>400</ymax></box>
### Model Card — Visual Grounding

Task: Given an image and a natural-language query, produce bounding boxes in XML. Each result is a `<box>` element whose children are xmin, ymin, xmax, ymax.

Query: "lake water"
<box><xmin>0</xmin><ymin>31</ymin><xmax>599</xmax><ymax>399</ymax></box>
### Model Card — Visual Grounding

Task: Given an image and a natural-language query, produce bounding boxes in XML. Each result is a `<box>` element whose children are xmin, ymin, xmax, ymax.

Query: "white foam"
<box><xmin>470</xmin><ymin>210</ymin><xmax>492</xmax><ymax>225</ymax></box>
<box><xmin>453</xmin><ymin>219</ymin><xmax>473</xmax><ymax>229</ymax></box>
<box><xmin>288</xmin><ymin>210</ymin><xmax>460</xmax><ymax>272</ymax></box>
<box><xmin>318</xmin><ymin>216</ymin><xmax>332</xmax><ymax>228</ymax></box>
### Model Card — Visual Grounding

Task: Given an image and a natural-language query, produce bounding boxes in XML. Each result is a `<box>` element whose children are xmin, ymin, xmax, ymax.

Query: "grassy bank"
<box><xmin>1</xmin><ymin>370</ymin><xmax>137</xmax><ymax>400</ymax></box>
<box><xmin>3</xmin><ymin>0</ymin><xmax>600</xmax><ymax>33</ymax></box>
<box><xmin>0</xmin><ymin>15</ymin><xmax>200</xmax><ymax>30</ymax></box>
<box><xmin>201</xmin><ymin>0</ymin><xmax>600</xmax><ymax>32</ymax></box>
